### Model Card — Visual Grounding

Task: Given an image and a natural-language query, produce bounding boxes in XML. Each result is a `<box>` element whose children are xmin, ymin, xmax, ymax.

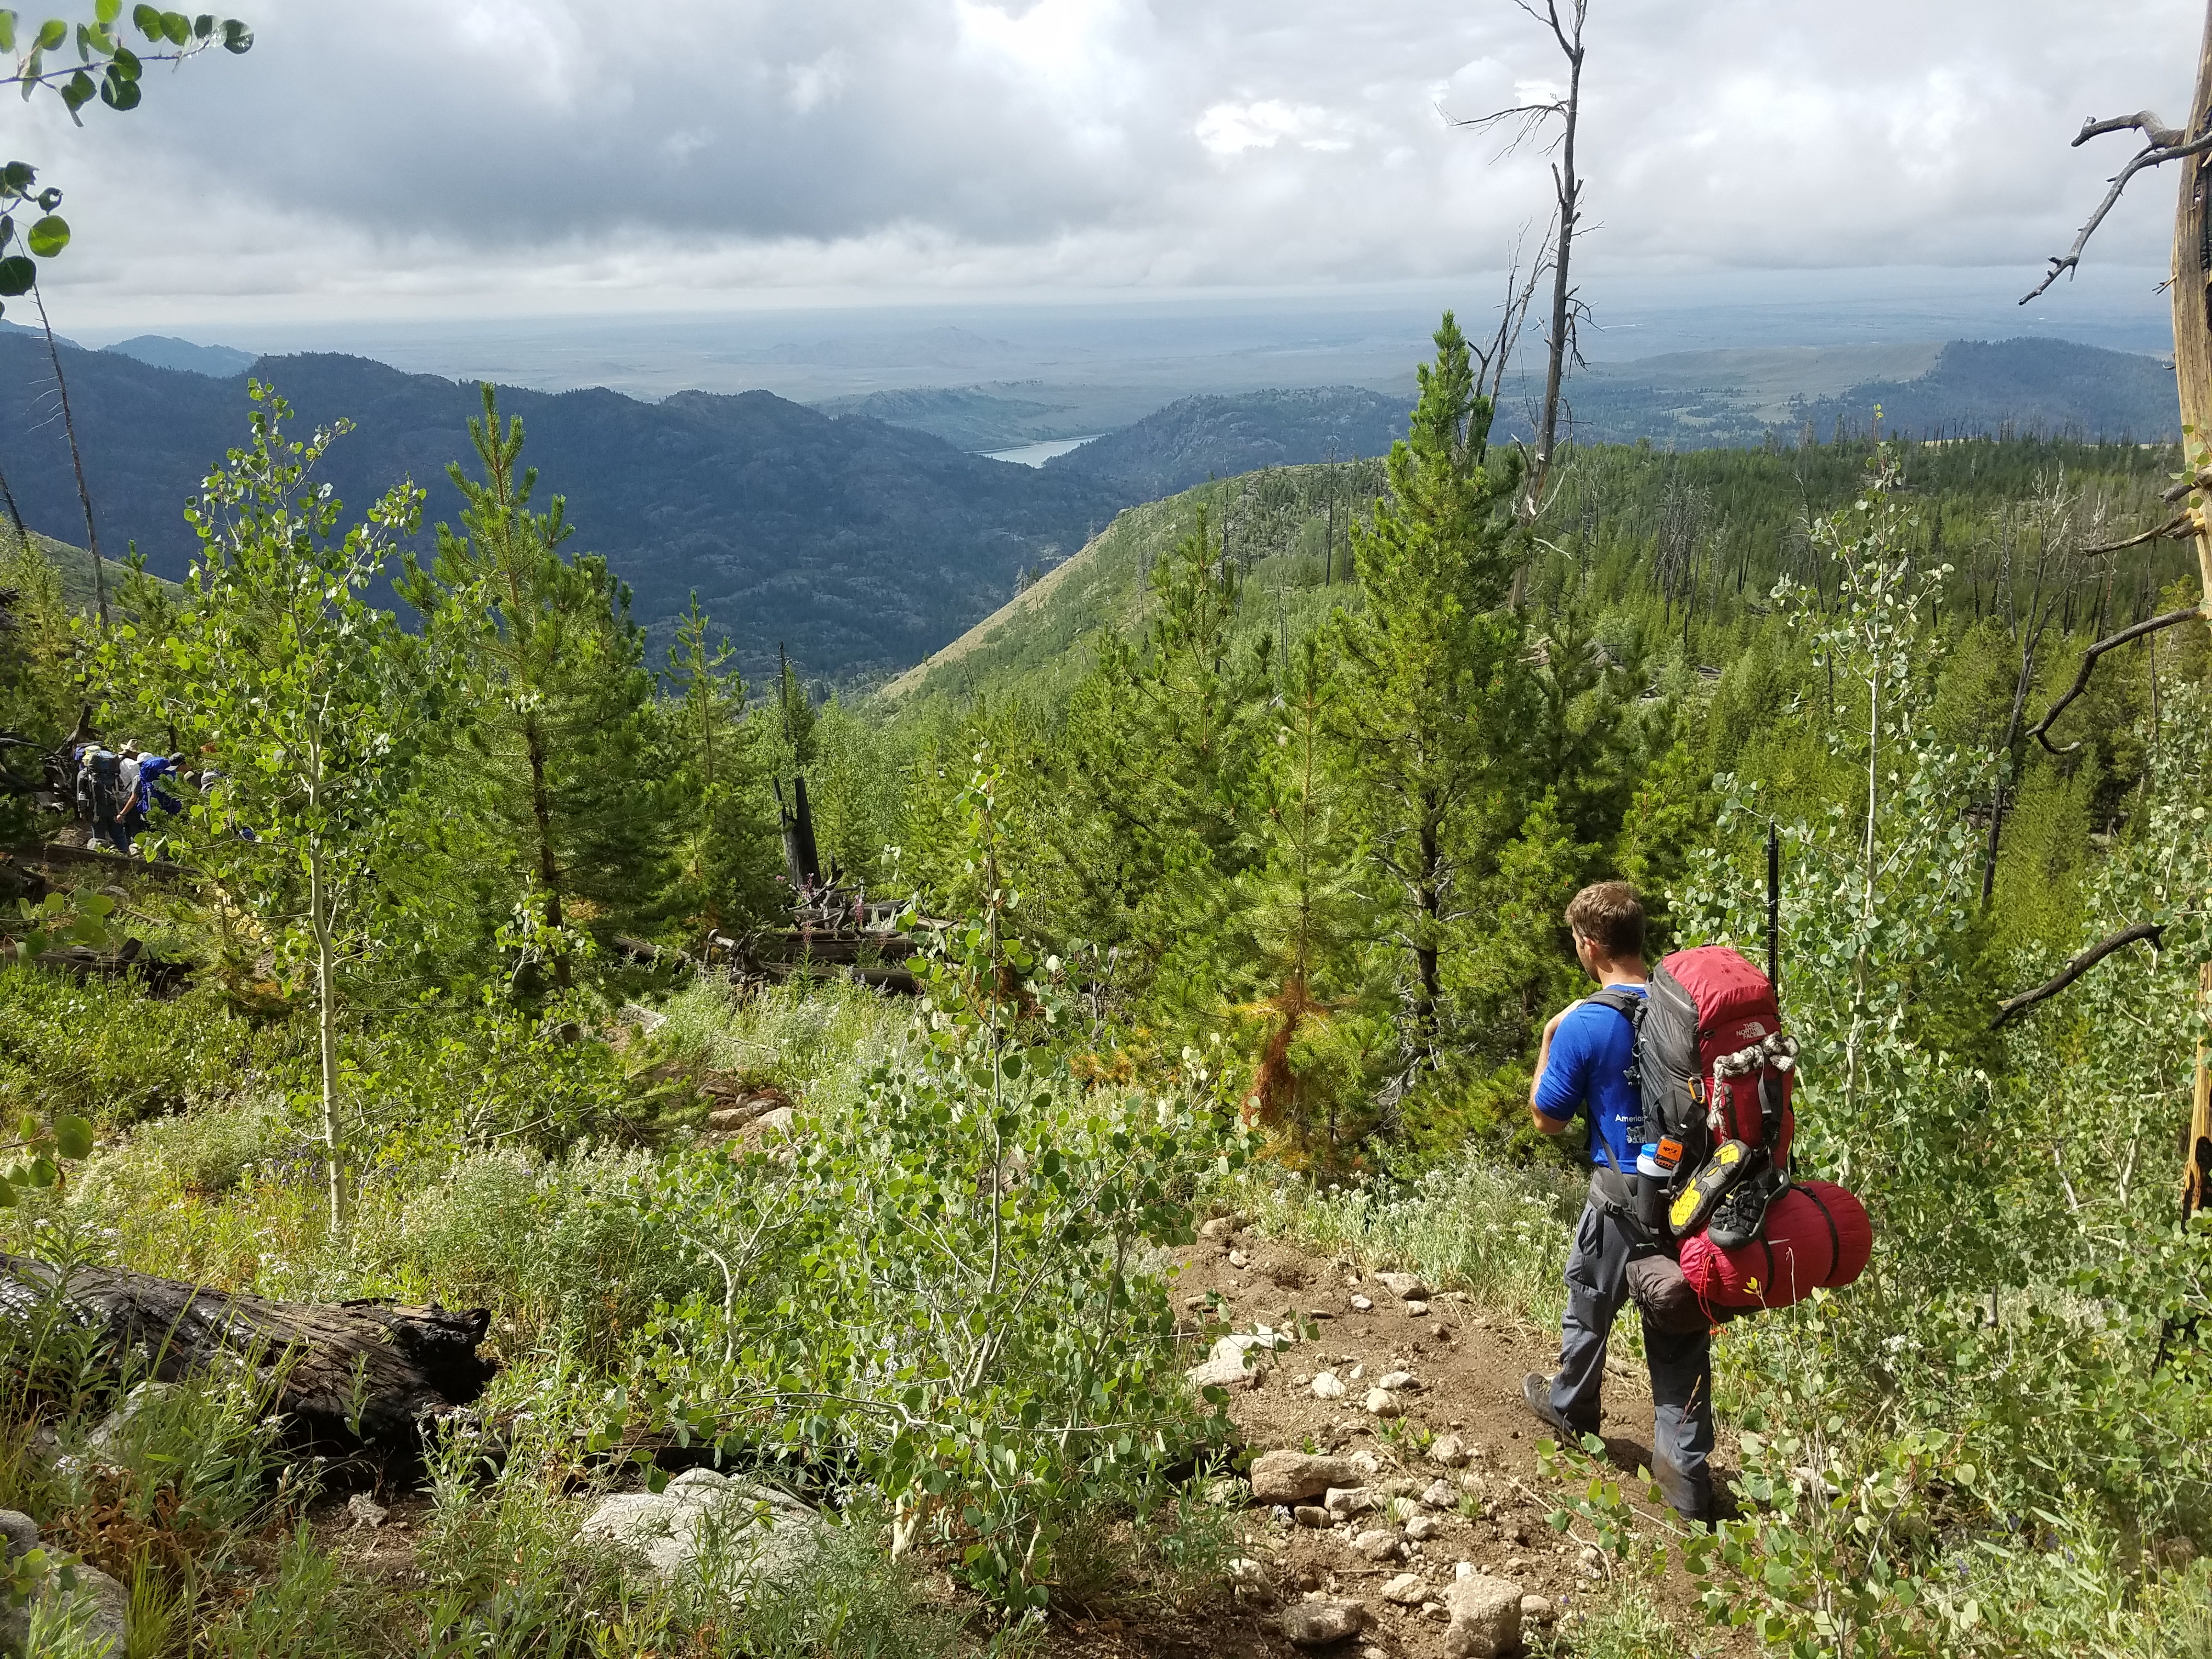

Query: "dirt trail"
<box><xmin>1049</xmin><ymin>1220</ymin><xmax>1740</xmax><ymax>1658</ymax></box>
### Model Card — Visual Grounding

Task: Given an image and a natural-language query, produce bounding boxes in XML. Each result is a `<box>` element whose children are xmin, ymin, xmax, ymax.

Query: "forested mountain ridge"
<box><xmin>0</xmin><ymin>334</ymin><xmax>1126</xmax><ymax>681</ymax></box>
<box><xmin>809</xmin><ymin>385</ymin><xmax>1097</xmax><ymax>451</ymax></box>
<box><xmin>886</xmin><ymin>429</ymin><xmax>2193</xmax><ymax>711</ymax></box>
<box><xmin>1486</xmin><ymin>336</ymin><xmax>2178</xmax><ymax>449</ymax></box>
<box><xmin>1042</xmin><ymin>385</ymin><xmax>1413</xmax><ymax>499</ymax></box>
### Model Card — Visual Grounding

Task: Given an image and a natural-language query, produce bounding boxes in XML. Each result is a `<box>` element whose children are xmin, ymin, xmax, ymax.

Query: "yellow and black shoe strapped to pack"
<box><xmin>1670</xmin><ymin>1139</ymin><xmax>1753</xmax><ymax>1238</ymax></box>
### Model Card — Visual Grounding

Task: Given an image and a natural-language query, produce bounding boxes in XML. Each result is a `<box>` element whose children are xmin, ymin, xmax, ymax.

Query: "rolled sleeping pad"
<box><xmin>1677</xmin><ymin>1179</ymin><xmax>1871</xmax><ymax>1311</ymax></box>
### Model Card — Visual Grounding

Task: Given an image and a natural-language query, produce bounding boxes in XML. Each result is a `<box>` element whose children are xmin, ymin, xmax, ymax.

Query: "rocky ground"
<box><xmin>1045</xmin><ymin>1215</ymin><xmax>1746</xmax><ymax>1659</ymax></box>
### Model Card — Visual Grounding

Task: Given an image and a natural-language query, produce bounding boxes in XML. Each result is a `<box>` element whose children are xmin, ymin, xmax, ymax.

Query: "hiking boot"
<box><xmin>1521</xmin><ymin>1371</ymin><xmax>1595</xmax><ymax>1440</ymax></box>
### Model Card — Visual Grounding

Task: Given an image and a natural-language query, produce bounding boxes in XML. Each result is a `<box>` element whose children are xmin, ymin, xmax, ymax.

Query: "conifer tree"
<box><xmin>1059</xmin><ymin>507</ymin><xmax>1271</xmax><ymax>1002</ymax></box>
<box><xmin>1237</xmin><ymin>631</ymin><xmax>1367</xmax><ymax>1159</ymax></box>
<box><xmin>660</xmin><ymin>594</ymin><xmax>774</xmax><ymax>935</ymax></box>
<box><xmin>771</xmin><ymin>645</ymin><xmax>817</xmax><ymax>776</ymax></box>
<box><xmin>399</xmin><ymin>386</ymin><xmax>663</xmax><ymax>992</ymax></box>
<box><xmin>1330</xmin><ymin>313</ymin><xmax>1532</xmax><ymax>1088</ymax></box>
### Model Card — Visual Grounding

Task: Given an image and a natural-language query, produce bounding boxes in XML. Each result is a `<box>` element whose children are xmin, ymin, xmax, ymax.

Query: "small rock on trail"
<box><xmin>1443</xmin><ymin>1573</ymin><xmax>1523</xmax><ymax>1658</ymax></box>
<box><xmin>1278</xmin><ymin>1599</ymin><xmax>1367</xmax><ymax>1647</ymax></box>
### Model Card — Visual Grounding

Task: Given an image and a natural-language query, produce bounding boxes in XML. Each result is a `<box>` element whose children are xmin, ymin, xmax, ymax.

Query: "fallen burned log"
<box><xmin>0</xmin><ymin>1254</ymin><xmax>496</xmax><ymax>1475</ymax></box>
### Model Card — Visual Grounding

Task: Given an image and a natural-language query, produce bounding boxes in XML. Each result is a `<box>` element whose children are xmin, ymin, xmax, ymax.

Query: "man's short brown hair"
<box><xmin>1565</xmin><ymin>881</ymin><xmax>1645</xmax><ymax>962</ymax></box>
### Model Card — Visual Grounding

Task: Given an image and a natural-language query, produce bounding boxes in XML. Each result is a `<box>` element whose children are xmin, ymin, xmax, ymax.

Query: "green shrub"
<box><xmin>0</xmin><ymin>969</ymin><xmax>300</xmax><ymax>1129</ymax></box>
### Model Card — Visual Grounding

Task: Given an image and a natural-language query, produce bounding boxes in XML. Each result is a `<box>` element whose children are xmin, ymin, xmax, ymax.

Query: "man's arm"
<box><xmin>1528</xmin><ymin>1000</ymin><xmax>1584</xmax><ymax>1135</ymax></box>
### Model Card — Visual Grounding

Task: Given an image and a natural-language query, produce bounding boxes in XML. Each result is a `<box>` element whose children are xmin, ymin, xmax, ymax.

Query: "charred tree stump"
<box><xmin>0</xmin><ymin>1254</ymin><xmax>497</xmax><ymax>1475</ymax></box>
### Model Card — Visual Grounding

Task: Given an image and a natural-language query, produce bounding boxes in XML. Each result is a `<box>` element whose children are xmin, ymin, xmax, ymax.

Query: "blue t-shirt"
<box><xmin>1533</xmin><ymin>985</ymin><xmax>1647</xmax><ymax>1171</ymax></box>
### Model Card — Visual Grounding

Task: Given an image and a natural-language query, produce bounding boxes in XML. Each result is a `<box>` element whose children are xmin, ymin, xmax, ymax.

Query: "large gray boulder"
<box><xmin>0</xmin><ymin>1508</ymin><xmax>127</xmax><ymax>1657</ymax></box>
<box><xmin>579</xmin><ymin>1469</ymin><xmax>822</xmax><ymax>1588</ymax></box>
<box><xmin>1443</xmin><ymin>1572</ymin><xmax>1524</xmax><ymax>1658</ymax></box>
<box><xmin>1249</xmin><ymin>1450</ymin><xmax>1357</xmax><ymax>1505</ymax></box>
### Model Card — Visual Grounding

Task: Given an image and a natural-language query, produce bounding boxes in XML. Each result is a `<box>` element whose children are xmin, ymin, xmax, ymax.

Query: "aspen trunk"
<box><xmin>308</xmin><ymin>843</ymin><xmax>343</xmax><ymax>1232</ymax></box>
<box><xmin>2188</xmin><ymin>964</ymin><xmax>2212</xmax><ymax>1221</ymax></box>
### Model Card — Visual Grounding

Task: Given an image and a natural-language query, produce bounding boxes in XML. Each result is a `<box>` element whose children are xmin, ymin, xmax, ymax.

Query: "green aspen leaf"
<box><xmin>0</xmin><ymin>1177</ymin><xmax>15</xmax><ymax>1208</ymax></box>
<box><xmin>132</xmin><ymin>3</ymin><xmax>159</xmax><ymax>36</ymax></box>
<box><xmin>0</xmin><ymin>218</ymin><xmax>12</xmax><ymax>251</ymax></box>
<box><xmin>0</xmin><ymin>14</ymin><xmax>14</xmax><ymax>53</ymax></box>
<box><xmin>109</xmin><ymin>45</ymin><xmax>139</xmax><ymax>78</ymax></box>
<box><xmin>53</xmin><ymin>1116</ymin><xmax>91</xmax><ymax>1160</ymax></box>
<box><xmin>36</xmin><ymin>18</ymin><xmax>64</xmax><ymax>50</ymax></box>
<box><xmin>60</xmin><ymin>70</ymin><xmax>95</xmax><ymax>115</ymax></box>
<box><xmin>193</xmin><ymin>11</ymin><xmax>211</xmax><ymax>36</ymax></box>
<box><xmin>219</xmin><ymin>16</ymin><xmax>247</xmax><ymax>51</ymax></box>
<box><xmin>26</xmin><ymin>215</ymin><xmax>67</xmax><ymax>257</ymax></box>
<box><xmin>99</xmin><ymin>67</ymin><xmax>138</xmax><ymax>108</ymax></box>
<box><xmin>3</xmin><ymin>163</ymin><xmax>34</xmax><ymax>193</ymax></box>
<box><xmin>160</xmin><ymin>10</ymin><xmax>189</xmax><ymax>44</ymax></box>
<box><xmin>95</xmin><ymin>0</ymin><xmax>120</xmax><ymax>21</ymax></box>
<box><xmin>0</xmin><ymin>257</ymin><xmax>33</xmax><ymax>297</ymax></box>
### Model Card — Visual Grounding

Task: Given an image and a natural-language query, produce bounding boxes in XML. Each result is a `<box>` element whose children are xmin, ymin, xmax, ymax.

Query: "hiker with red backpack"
<box><xmin>1518</xmin><ymin>874</ymin><xmax>1874</xmax><ymax>1529</ymax></box>
<box><xmin>1520</xmin><ymin>882</ymin><xmax>1715</xmax><ymax>1523</ymax></box>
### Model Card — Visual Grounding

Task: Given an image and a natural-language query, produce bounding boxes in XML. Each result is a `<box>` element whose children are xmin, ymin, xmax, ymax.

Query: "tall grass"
<box><xmin>1229</xmin><ymin>1151</ymin><xmax>1581</xmax><ymax>1327</ymax></box>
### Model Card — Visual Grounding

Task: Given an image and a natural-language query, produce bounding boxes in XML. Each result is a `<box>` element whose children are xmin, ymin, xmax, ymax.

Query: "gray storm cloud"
<box><xmin>6</xmin><ymin>0</ymin><xmax>2202</xmax><ymax>321</ymax></box>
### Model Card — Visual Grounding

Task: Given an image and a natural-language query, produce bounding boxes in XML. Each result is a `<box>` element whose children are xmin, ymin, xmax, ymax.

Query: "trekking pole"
<box><xmin>1766</xmin><ymin>820</ymin><xmax>1782</xmax><ymax>1003</ymax></box>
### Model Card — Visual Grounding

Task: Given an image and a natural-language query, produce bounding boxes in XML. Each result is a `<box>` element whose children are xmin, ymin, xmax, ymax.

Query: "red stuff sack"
<box><xmin>1678</xmin><ymin>1180</ymin><xmax>1871</xmax><ymax>1311</ymax></box>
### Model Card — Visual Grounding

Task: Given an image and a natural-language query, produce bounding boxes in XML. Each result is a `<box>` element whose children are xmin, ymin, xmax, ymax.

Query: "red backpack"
<box><xmin>1593</xmin><ymin>944</ymin><xmax>1870</xmax><ymax>1325</ymax></box>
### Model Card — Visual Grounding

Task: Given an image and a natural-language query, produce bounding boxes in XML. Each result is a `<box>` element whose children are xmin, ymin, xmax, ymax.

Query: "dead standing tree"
<box><xmin>1453</xmin><ymin>0</ymin><xmax>1591</xmax><ymax>555</ymax></box>
<box><xmin>2008</xmin><ymin>0</ymin><xmax>2212</xmax><ymax>1217</ymax></box>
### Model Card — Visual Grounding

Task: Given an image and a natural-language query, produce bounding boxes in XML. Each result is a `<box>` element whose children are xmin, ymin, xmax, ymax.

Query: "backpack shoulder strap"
<box><xmin>1583</xmin><ymin>987</ymin><xmax>1647</xmax><ymax>1025</ymax></box>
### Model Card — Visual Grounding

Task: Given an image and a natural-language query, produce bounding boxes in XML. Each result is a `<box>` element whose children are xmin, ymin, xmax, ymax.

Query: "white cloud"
<box><xmin>786</xmin><ymin>49</ymin><xmax>850</xmax><ymax>114</ymax></box>
<box><xmin>1196</xmin><ymin>100</ymin><xmax>1353</xmax><ymax>155</ymax></box>
<box><xmin>7</xmin><ymin>0</ymin><xmax>2203</xmax><ymax>325</ymax></box>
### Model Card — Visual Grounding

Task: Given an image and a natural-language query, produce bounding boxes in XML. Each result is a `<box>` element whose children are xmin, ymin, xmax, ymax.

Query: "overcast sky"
<box><xmin>9</xmin><ymin>0</ymin><xmax>2203</xmax><ymax>330</ymax></box>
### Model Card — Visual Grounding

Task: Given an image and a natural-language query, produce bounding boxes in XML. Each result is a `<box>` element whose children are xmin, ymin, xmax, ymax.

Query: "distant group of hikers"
<box><xmin>67</xmin><ymin>740</ymin><xmax>189</xmax><ymax>853</ymax></box>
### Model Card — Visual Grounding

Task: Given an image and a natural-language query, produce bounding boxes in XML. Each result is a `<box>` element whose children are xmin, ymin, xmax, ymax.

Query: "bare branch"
<box><xmin>2080</xmin><ymin>512</ymin><xmax>2194</xmax><ymax>556</ymax></box>
<box><xmin>1447</xmin><ymin>101</ymin><xmax>1570</xmax><ymax>161</ymax></box>
<box><xmin>1470</xmin><ymin>227</ymin><xmax>1546</xmax><ymax>409</ymax></box>
<box><xmin>1993</xmin><ymin>922</ymin><xmax>2164</xmax><ymax>1028</ymax></box>
<box><xmin>2022</xmin><ymin>128</ymin><xmax>2212</xmax><ymax>303</ymax></box>
<box><xmin>2025</xmin><ymin>605</ymin><xmax>2205</xmax><ymax>753</ymax></box>
<box><xmin>2074</xmin><ymin>110</ymin><xmax>2187</xmax><ymax>149</ymax></box>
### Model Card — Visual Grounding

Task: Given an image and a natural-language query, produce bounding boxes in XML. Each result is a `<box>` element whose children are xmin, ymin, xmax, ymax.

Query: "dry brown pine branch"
<box><xmin>2025</xmin><ymin>605</ymin><xmax>2206</xmax><ymax>753</ymax></box>
<box><xmin>2023</xmin><ymin>110</ymin><xmax>2212</xmax><ymax>303</ymax></box>
<box><xmin>1993</xmin><ymin>921</ymin><xmax>2166</xmax><ymax>1028</ymax></box>
<box><xmin>2081</xmin><ymin>511</ymin><xmax>2194</xmax><ymax>555</ymax></box>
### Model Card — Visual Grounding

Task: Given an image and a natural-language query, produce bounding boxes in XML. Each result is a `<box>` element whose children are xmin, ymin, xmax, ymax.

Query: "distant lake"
<box><xmin>979</xmin><ymin>435</ymin><xmax>1101</xmax><ymax>467</ymax></box>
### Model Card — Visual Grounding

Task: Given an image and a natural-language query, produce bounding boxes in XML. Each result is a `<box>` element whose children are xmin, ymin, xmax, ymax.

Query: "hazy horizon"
<box><xmin>42</xmin><ymin>261</ymin><xmax>2177</xmax><ymax>408</ymax></box>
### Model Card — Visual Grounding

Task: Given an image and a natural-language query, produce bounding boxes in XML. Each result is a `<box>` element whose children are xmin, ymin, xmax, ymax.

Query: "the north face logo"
<box><xmin>1735</xmin><ymin>1020</ymin><xmax>1768</xmax><ymax>1040</ymax></box>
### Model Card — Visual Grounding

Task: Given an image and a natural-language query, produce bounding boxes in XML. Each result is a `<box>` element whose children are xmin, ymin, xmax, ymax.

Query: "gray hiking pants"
<box><xmin>1547</xmin><ymin>1197</ymin><xmax>1715</xmax><ymax>1522</ymax></box>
